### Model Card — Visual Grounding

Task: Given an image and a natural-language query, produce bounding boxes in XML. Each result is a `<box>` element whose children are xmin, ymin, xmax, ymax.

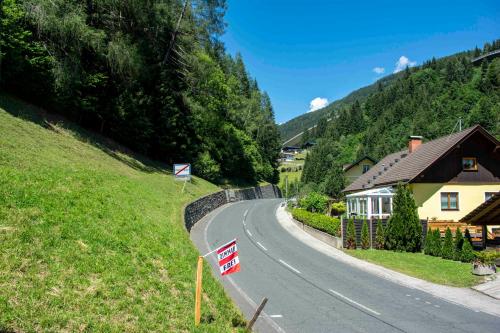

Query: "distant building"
<box><xmin>282</xmin><ymin>146</ymin><xmax>302</xmax><ymax>154</ymax></box>
<box><xmin>343</xmin><ymin>125</ymin><xmax>500</xmax><ymax>222</ymax></box>
<box><xmin>343</xmin><ymin>156</ymin><xmax>377</xmax><ymax>185</ymax></box>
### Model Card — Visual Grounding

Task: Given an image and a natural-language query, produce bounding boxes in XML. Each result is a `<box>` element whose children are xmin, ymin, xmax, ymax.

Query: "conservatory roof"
<box><xmin>345</xmin><ymin>186</ymin><xmax>394</xmax><ymax>198</ymax></box>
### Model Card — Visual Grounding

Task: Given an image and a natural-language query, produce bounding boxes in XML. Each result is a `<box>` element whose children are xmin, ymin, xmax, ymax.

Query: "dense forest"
<box><xmin>0</xmin><ymin>0</ymin><xmax>281</xmax><ymax>184</ymax></box>
<box><xmin>300</xmin><ymin>41</ymin><xmax>500</xmax><ymax>198</ymax></box>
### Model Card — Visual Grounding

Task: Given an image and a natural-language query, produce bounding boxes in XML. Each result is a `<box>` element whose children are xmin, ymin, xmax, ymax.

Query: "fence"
<box><xmin>341</xmin><ymin>217</ymin><xmax>428</xmax><ymax>248</ymax></box>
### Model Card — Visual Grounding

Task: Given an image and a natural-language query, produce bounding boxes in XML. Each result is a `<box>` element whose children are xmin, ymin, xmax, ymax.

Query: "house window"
<box><xmin>485</xmin><ymin>192</ymin><xmax>496</xmax><ymax>201</ymax></box>
<box><xmin>381</xmin><ymin>197</ymin><xmax>391</xmax><ymax>214</ymax></box>
<box><xmin>362</xmin><ymin>165</ymin><xmax>371</xmax><ymax>174</ymax></box>
<box><xmin>441</xmin><ymin>192</ymin><xmax>459</xmax><ymax>210</ymax></box>
<box><xmin>462</xmin><ymin>157</ymin><xmax>477</xmax><ymax>171</ymax></box>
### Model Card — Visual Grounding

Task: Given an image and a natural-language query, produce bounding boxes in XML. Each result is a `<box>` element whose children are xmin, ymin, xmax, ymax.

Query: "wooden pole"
<box><xmin>194</xmin><ymin>256</ymin><xmax>203</xmax><ymax>326</ymax></box>
<box><xmin>246</xmin><ymin>297</ymin><xmax>268</xmax><ymax>331</ymax></box>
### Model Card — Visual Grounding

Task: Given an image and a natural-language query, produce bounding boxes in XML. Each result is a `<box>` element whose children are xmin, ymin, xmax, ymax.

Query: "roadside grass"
<box><xmin>345</xmin><ymin>249</ymin><xmax>482</xmax><ymax>287</ymax></box>
<box><xmin>0</xmin><ymin>94</ymin><xmax>246</xmax><ymax>332</ymax></box>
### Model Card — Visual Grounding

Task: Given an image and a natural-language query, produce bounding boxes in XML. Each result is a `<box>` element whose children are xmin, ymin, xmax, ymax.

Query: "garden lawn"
<box><xmin>345</xmin><ymin>249</ymin><xmax>482</xmax><ymax>287</ymax></box>
<box><xmin>0</xmin><ymin>94</ymin><xmax>245</xmax><ymax>332</ymax></box>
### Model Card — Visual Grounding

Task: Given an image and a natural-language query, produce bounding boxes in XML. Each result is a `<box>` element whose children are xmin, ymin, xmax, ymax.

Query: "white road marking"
<box><xmin>257</xmin><ymin>242</ymin><xmax>268</xmax><ymax>251</ymax></box>
<box><xmin>406</xmin><ymin>294</ymin><xmax>411</xmax><ymax>297</ymax></box>
<box><xmin>434</xmin><ymin>305</ymin><xmax>440</xmax><ymax>308</ymax></box>
<box><xmin>244</xmin><ymin>209</ymin><xmax>249</xmax><ymax>218</ymax></box>
<box><xmin>425</xmin><ymin>301</ymin><xmax>431</xmax><ymax>305</ymax></box>
<box><xmin>279</xmin><ymin>259</ymin><xmax>301</xmax><ymax>274</ymax></box>
<box><xmin>243</xmin><ymin>220</ymin><xmax>246</xmax><ymax>226</ymax></box>
<box><xmin>269</xmin><ymin>314</ymin><xmax>283</xmax><ymax>318</ymax></box>
<box><xmin>415</xmin><ymin>297</ymin><xmax>420</xmax><ymax>301</ymax></box>
<box><xmin>329</xmin><ymin>289</ymin><xmax>381</xmax><ymax>316</ymax></box>
<box><xmin>246</xmin><ymin>229</ymin><xmax>253</xmax><ymax>237</ymax></box>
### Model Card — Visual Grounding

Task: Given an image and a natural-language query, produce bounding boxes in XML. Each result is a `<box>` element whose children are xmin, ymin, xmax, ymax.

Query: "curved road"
<box><xmin>191</xmin><ymin>199</ymin><xmax>500</xmax><ymax>333</ymax></box>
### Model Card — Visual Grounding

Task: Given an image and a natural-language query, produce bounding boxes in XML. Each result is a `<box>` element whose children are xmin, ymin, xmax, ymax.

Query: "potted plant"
<box><xmin>472</xmin><ymin>251</ymin><xmax>498</xmax><ymax>276</ymax></box>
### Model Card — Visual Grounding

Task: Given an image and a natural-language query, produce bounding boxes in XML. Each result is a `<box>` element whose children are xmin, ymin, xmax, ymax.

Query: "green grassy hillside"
<box><xmin>0</xmin><ymin>94</ymin><xmax>245</xmax><ymax>332</ymax></box>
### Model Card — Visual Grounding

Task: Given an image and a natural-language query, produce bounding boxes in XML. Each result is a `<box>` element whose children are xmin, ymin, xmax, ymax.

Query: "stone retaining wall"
<box><xmin>184</xmin><ymin>184</ymin><xmax>282</xmax><ymax>231</ymax></box>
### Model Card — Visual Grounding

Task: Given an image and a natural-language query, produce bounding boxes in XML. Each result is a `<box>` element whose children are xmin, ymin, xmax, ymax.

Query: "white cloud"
<box><xmin>393</xmin><ymin>56</ymin><xmax>417</xmax><ymax>73</ymax></box>
<box><xmin>308</xmin><ymin>97</ymin><xmax>328</xmax><ymax>112</ymax></box>
<box><xmin>373</xmin><ymin>67</ymin><xmax>385</xmax><ymax>74</ymax></box>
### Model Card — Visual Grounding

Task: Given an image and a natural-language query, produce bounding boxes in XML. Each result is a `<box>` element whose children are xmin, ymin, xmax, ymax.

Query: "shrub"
<box><xmin>193</xmin><ymin>151</ymin><xmax>221</xmax><ymax>182</ymax></box>
<box><xmin>330</xmin><ymin>202</ymin><xmax>346</xmax><ymax>216</ymax></box>
<box><xmin>346</xmin><ymin>218</ymin><xmax>356</xmax><ymax>249</ymax></box>
<box><xmin>424</xmin><ymin>228</ymin><xmax>433</xmax><ymax>255</ymax></box>
<box><xmin>453</xmin><ymin>228</ymin><xmax>464</xmax><ymax>261</ymax></box>
<box><xmin>460</xmin><ymin>239</ymin><xmax>475</xmax><ymax>263</ymax></box>
<box><xmin>291</xmin><ymin>208</ymin><xmax>340</xmax><ymax>236</ymax></box>
<box><xmin>299</xmin><ymin>191</ymin><xmax>329</xmax><ymax>213</ymax></box>
<box><xmin>432</xmin><ymin>229</ymin><xmax>442</xmax><ymax>257</ymax></box>
<box><xmin>442</xmin><ymin>227</ymin><xmax>454</xmax><ymax>260</ymax></box>
<box><xmin>374</xmin><ymin>220</ymin><xmax>385</xmax><ymax>250</ymax></box>
<box><xmin>361</xmin><ymin>220</ymin><xmax>370</xmax><ymax>249</ymax></box>
<box><xmin>385</xmin><ymin>183</ymin><xmax>421</xmax><ymax>252</ymax></box>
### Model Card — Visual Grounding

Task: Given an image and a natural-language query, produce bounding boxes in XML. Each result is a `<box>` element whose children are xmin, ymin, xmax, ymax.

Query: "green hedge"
<box><xmin>291</xmin><ymin>208</ymin><xmax>341</xmax><ymax>237</ymax></box>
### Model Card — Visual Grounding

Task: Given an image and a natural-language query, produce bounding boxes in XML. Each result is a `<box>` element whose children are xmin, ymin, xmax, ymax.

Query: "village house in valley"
<box><xmin>343</xmin><ymin>155</ymin><xmax>377</xmax><ymax>185</ymax></box>
<box><xmin>343</xmin><ymin>125</ymin><xmax>500</xmax><ymax>224</ymax></box>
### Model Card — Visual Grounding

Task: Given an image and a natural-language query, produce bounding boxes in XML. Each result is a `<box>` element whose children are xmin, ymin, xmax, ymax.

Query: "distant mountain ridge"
<box><xmin>279</xmin><ymin>73</ymin><xmax>401</xmax><ymax>144</ymax></box>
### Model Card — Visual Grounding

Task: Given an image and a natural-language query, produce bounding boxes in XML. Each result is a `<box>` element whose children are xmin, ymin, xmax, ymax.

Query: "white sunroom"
<box><xmin>345</xmin><ymin>187</ymin><xmax>394</xmax><ymax>219</ymax></box>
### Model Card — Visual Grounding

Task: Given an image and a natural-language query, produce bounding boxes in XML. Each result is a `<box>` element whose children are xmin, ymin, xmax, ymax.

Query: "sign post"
<box><xmin>194</xmin><ymin>256</ymin><xmax>203</xmax><ymax>326</ymax></box>
<box><xmin>174</xmin><ymin>163</ymin><xmax>191</xmax><ymax>193</ymax></box>
<box><xmin>194</xmin><ymin>239</ymin><xmax>240</xmax><ymax>326</ymax></box>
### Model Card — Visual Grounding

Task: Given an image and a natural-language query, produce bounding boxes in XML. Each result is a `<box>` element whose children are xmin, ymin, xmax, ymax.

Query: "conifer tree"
<box><xmin>374</xmin><ymin>219</ymin><xmax>385</xmax><ymax>250</ymax></box>
<box><xmin>361</xmin><ymin>220</ymin><xmax>370</xmax><ymax>249</ymax></box>
<box><xmin>453</xmin><ymin>228</ymin><xmax>464</xmax><ymax>261</ymax></box>
<box><xmin>460</xmin><ymin>238</ymin><xmax>475</xmax><ymax>263</ymax></box>
<box><xmin>424</xmin><ymin>228</ymin><xmax>433</xmax><ymax>255</ymax></box>
<box><xmin>346</xmin><ymin>218</ymin><xmax>357</xmax><ymax>250</ymax></box>
<box><xmin>464</xmin><ymin>228</ymin><xmax>472</xmax><ymax>246</ymax></box>
<box><xmin>442</xmin><ymin>227</ymin><xmax>454</xmax><ymax>260</ymax></box>
<box><xmin>431</xmin><ymin>229</ymin><xmax>442</xmax><ymax>257</ymax></box>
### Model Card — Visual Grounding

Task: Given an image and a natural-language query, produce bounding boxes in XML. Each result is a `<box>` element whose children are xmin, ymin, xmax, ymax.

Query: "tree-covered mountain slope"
<box><xmin>0</xmin><ymin>0</ymin><xmax>281</xmax><ymax>185</ymax></box>
<box><xmin>279</xmin><ymin>73</ymin><xmax>400</xmax><ymax>144</ymax></box>
<box><xmin>300</xmin><ymin>41</ymin><xmax>500</xmax><ymax>196</ymax></box>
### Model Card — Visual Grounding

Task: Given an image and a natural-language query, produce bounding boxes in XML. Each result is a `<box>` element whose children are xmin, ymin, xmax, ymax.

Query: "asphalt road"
<box><xmin>193</xmin><ymin>199</ymin><xmax>500</xmax><ymax>333</ymax></box>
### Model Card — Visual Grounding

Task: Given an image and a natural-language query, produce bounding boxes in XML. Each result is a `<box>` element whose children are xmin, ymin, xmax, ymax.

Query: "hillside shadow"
<box><xmin>0</xmin><ymin>93</ymin><xmax>167</xmax><ymax>174</ymax></box>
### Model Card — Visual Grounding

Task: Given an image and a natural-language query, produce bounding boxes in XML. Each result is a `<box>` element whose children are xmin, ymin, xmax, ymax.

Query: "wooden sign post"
<box><xmin>194</xmin><ymin>256</ymin><xmax>203</xmax><ymax>326</ymax></box>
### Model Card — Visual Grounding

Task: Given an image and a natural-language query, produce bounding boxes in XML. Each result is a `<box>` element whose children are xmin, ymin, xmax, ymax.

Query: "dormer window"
<box><xmin>462</xmin><ymin>157</ymin><xmax>477</xmax><ymax>171</ymax></box>
<box><xmin>362</xmin><ymin>165</ymin><xmax>370</xmax><ymax>173</ymax></box>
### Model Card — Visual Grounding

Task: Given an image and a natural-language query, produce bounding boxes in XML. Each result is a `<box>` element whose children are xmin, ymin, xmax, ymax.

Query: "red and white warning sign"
<box><xmin>216</xmin><ymin>239</ymin><xmax>240</xmax><ymax>276</ymax></box>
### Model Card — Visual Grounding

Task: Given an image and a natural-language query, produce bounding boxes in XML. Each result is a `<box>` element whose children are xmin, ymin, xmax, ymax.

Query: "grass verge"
<box><xmin>0</xmin><ymin>94</ymin><xmax>245</xmax><ymax>332</ymax></box>
<box><xmin>345</xmin><ymin>249</ymin><xmax>483</xmax><ymax>287</ymax></box>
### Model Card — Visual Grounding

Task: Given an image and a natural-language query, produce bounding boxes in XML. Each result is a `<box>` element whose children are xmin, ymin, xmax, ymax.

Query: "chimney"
<box><xmin>408</xmin><ymin>135</ymin><xmax>423</xmax><ymax>153</ymax></box>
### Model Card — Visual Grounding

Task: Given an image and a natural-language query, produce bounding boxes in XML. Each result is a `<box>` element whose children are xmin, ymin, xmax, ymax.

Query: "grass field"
<box><xmin>0</xmin><ymin>94</ymin><xmax>245</xmax><ymax>332</ymax></box>
<box><xmin>345</xmin><ymin>249</ymin><xmax>482</xmax><ymax>287</ymax></box>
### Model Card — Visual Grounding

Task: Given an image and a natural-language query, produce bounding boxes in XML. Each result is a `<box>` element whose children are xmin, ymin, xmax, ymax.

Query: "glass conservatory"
<box><xmin>345</xmin><ymin>187</ymin><xmax>394</xmax><ymax>219</ymax></box>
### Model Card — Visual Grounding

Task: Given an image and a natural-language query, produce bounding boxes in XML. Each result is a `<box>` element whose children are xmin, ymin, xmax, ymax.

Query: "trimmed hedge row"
<box><xmin>291</xmin><ymin>208</ymin><xmax>341</xmax><ymax>237</ymax></box>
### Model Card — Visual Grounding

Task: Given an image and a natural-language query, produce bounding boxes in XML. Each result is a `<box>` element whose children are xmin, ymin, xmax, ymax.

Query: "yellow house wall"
<box><xmin>345</xmin><ymin>159</ymin><xmax>375</xmax><ymax>184</ymax></box>
<box><xmin>410</xmin><ymin>183</ymin><xmax>500</xmax><ymax>221</ymax></box>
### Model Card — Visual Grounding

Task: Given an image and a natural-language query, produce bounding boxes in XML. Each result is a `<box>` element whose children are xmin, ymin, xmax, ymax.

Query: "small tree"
<box><xmin>424</xmin><ymin>228</ymin><xmax>433</xmax><ymax>255</ymax></box>
<box><xmin>385</xmin><ymin>183</ymin><xmax>421</xmax><ymax>252</ymax></box>
<box><xmin>374</xmin><ymin>219</ymin><xmax>385</xmax><ymax>250</ymax></box>
<box><xmin>460</xmin><ymin>238</ymin><xmax>475</xmax><ymax>263</ymax></box>
<box><xmin>346</xmin><ymin>218</ymin><xmax>357</xmax><ymax>249</ymax></box>
<box><xmin>464</xmin><ymin>228</ymin><xmax>472</xmax><ymax>246</ymax></box>
<box><xmin>330</xmin><ymin>202</ymin><xmax>346</xmax><ymax>217</ymax></box>
<box><xmin>361</xmin><ymin>220</ymin><xmax>370</xmax><ymax>249</ymax></box>
<box><xmin>453</xmin><ymin>228</ymin><xmax>464</xmax><ymax>261</ymax></box>
<box><xmin>431</xmin><ymin>229</ymin><xmax>442</xmax><ymax>257</ymax></box>
<box><xmin>441</xmin><ymin>227</ymin><xmax>454</xmax><ymax>260</ymax></box>
<box><xmin>299</xmin><ymin>192</ymin><xmax>329</xmax><ymax>213</ymax></box>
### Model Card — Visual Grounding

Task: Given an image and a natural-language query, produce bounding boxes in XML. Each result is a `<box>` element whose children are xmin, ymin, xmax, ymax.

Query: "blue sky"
<box><xmin>220</xmin><ymin>0</ymin><xmax>500</xmax><ymax>124</ymax></box>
